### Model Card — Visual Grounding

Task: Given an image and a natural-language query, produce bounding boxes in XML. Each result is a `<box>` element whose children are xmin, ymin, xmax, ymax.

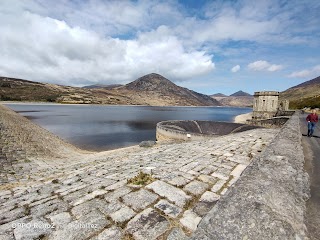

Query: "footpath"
<box><xmin>300</xmin><ymin>115</ymin><xmax>320</xmax><ymax>240</ymax></box>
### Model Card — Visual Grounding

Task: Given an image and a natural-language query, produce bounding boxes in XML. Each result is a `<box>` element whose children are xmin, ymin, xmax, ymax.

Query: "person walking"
<box><xmin>306</xmin><ymin>109</ymin><xmax>318</xmax><ymax>137</ymax></box>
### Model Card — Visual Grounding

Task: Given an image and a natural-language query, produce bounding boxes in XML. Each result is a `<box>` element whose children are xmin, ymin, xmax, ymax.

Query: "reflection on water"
<box><xmin>5</xmin><ymin>104</ymin><xmax>251</xmax><ymax>151</ymax></box>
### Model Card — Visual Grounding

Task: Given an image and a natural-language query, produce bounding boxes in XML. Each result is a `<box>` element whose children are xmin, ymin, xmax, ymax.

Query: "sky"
<box><xmin>1</xmin><ymin>0</ymin><xmax>320</xmax><ymax>95</ymax></box>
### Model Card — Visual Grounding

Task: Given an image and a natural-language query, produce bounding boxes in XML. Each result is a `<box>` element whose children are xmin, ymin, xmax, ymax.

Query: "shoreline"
<box><xmin>1</xmin><ymin>102</ymin><xmax>252</xmax><ymax>153</ymax></box>
<box><xmin>0</xmin><ymin>101</ymin><xmax>251</xmax><ymax>109</ymax></box>
<box><xmin>234</xmin><ymin>112</ymin><xmax>253</xmax><ymax>123</ymax></box>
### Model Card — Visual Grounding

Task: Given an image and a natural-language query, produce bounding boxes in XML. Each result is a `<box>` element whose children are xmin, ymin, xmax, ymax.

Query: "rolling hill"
<box><xmin>83</xmin><ymin>84</ymin><xmax>123</xmax><ymax>89</ymax></box>
<box><xmin>0</xmin><ymin>76</ymin><xmax>134</xmax><ymax>105</ymax></box>
<box><xmin>118</xmin><ymin>73</ymin><xmax>220</xmax><ymax>106</ymax></box>
<box><xmin>280</xmin><ymin>75</ymin><xmax>320</xmax><ymax>109</ymax></box>
<box><xmin>211</xmin><ymin>90</ymin><xmax>253</xmax><ymax>107</ymax></box>
<box><xmin>0</xmin><ymin>74</ymin><xmax>221</xmax><ymax>106</ymax></box>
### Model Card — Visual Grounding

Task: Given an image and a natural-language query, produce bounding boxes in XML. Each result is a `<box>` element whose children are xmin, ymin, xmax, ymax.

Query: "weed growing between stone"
<box><xmin>127</xmin><ymin>171</ymin><xmax>155</xmax><ymax>186</ymax></box>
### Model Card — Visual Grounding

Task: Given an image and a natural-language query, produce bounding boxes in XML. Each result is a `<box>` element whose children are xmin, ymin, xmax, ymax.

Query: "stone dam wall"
<box><xmin>156</xmin><ymin>120</ymin><xmax>262</xmax><ymax>141</ymax></box>
<box><xmin>0</xmin><ymin>104</ymin><xmax>279</xmax><ymax>240</ymax></box>
<box><xmin>190</xmin><ymin>112</ymin><xmax>310</xmax><ymax>239</ymax></box>
<box><xmin>0</xmin><ymin>104</ymin><xmax>88</xmax><ymax>184</ymax></box>
<box><xmin>0</xmin><ymin>105</ymin><xmax>310</xmax><ymax>239</ymax></box>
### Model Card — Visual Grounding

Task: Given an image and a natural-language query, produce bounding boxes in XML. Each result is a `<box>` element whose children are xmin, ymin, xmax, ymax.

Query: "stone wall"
<box><xmin>248</xmin><ymin>116</ymin><xmax>291</xmax><ymax>128</ymax></box>
<box><xmin>190</xmin><ymin>112</ymin><xmax>310</xmax><ymax>239</ymax></box>
<box><xmin>0</xmin><ymin>104</ymin><xmax>86</xmax><ymax>184</ymax></box>
<box><xmin>156</xmin><ymin>120</ymin><xmax>262</xmax><ymax>141</ymax></box>
<box><xmin>276</xmin><ymin>110</ymin><xmax>296</xmax><ymax>117</ymax></box>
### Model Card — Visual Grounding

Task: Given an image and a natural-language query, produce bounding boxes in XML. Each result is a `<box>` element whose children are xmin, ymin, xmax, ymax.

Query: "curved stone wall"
<box><xmin>156</xmin><ymin>120</ymin><xmax>262</xmax><ymax>141</ymax></box>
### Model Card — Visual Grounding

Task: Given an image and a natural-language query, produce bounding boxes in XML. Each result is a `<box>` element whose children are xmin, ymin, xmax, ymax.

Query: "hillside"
<box><xmin>288</xmin><ymin>76</ymin><xmax>320</xmax><ymax>89</ymax></box>
<box><xmin>218</xmin><ymin>96</ymin><xmax>253</xmax><ymax>107</ymax></box>
<box><xmin>83</xmin><ymin>84</ymin><xmax>123</xmax><ymax>89</ymax></box>
<box><xmin>116</xmin><ymin>73</ymin><xmax>221</xmax><ymax>106</ymax></box>
<box><xmin>0</xmin><ymin>77</ymin><xmax>134</xmax><ymax>105</ymax></box>
<box><xmin>0</xmin><ymin>74</ymin><xmax>220</xmax><ymax>106</ymax></box>
<box><xmin>280</xmin><ymin>75</ymin><xmax>320</xmax><ymax>109</ymax></box>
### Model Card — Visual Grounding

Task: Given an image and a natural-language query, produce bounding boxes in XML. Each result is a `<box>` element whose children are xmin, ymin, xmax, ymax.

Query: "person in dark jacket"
<box><xmin>306</xmin><ymin>109</ymin><xmax>318</xmax><ymax>137</ymax></box>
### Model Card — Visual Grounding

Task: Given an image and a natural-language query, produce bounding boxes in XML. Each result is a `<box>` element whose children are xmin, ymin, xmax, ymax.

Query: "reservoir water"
<box><xmin>5</xmin><ymin>104</ymin><xmax>251</xmax><ymax>151</ymax></box>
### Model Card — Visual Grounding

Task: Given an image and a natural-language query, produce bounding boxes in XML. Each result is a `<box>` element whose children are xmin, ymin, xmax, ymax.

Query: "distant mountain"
<box><xmin>103</xmin><ymin>84</ymin><xmax>123</xmax><ymax>89</ymax></box>
<box><xmin>280</xmin><ymin>75</ymin><xmax>320</xmax><ymax>109</ymax></box>
<box><xmin>0</xmin><ymin>74</ymin><xmax>221</xmax><ymax>106</ymax></box>
<box><xmin>119</xmin><ymin>73</ymin><xmax>221</xmax><ymax>106</ymax></box>
<box><xmin>210</xmin><ymin>90</ymin><xmax>253</xmax><ymax>107</ymax></box>
<box><xmin>83</xmin><ymin>84</ymin><xmax>123</xmax><ymax>89</ymax></box>
<box><xmin>230</xmin><ymin>90</ymin><xmax>252</xmax><ymax>97</ymax></box>
<box><xmin>210</xmin><ymin>93</ymin><xmax>227</xmax><ymax>97</ymax></box>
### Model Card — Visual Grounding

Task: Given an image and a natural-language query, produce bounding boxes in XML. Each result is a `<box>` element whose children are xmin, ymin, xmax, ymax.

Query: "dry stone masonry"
<box><xmin>191</xmin><ymin>112</ymin><xmax>309</xmax><ymax>239</ymax></box>
<box><xmin>0</xmin><ymin>104</ymin><xmax>279</xmax><ymax>239</ymax></box>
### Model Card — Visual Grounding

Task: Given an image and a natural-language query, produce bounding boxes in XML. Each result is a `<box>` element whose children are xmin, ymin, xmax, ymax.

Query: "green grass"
<box><xmin>289</xmin><ymin>95</ymin><xmax>320</xmax><ymax>109</ymax></box>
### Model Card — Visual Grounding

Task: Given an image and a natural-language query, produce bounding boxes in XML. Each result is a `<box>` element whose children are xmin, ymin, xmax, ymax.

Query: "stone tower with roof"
<box><xmin>253</xmin><ymin>91</ymin><xmax>285</xmax><ymax>119</ymax></box>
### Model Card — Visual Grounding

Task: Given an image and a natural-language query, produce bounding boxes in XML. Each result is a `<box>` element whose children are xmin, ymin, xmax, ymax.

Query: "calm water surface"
<box><xmin>5</xmin><ymin>104</ymin><xmax>251</xmax><ymax>151</ymax></box>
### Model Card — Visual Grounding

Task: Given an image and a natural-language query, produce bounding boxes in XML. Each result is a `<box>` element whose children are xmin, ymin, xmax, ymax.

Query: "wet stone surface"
<box><xmin>0</xmin><ymin>105</ymin><xmax>278</xmax><ymax>240</ymax></box>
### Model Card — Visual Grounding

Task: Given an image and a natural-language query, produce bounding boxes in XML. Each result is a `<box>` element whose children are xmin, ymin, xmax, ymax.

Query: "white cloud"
<box><xmin>0</xmin><ymin>0</ymin><xmax>319</xmax><ymax>87</ymax></box>
<box><xmin>247</xmin><ymin>60</ymin><xmax>283</xmax><ymax>72</ymax></box>
<box><xmin>0</xmin><ymin>8</ymin><xmax>214</xmax><ymax>85</ymax></box>
<box><xmin>231</xmin><ymin>65</ymin><xmax>240</xmax><ymax>73</ymax></box>
<box><xmin>288</xmin><ymin>65</ymin><xmax>320</xmax><ymax>78</ymax></box>
<box><xmin>11</xmin><ymin>0</ymin><xmax>184</xmax><ymax>37</ymax></box>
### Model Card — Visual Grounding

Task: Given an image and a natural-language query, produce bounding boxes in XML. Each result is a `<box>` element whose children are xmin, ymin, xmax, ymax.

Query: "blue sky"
<box><xmin>0</xmin><ymin>0</ymin><xmax>319</xmax><ymax>95</ymax></box>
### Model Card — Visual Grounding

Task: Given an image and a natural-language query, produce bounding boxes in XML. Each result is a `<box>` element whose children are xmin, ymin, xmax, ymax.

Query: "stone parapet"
<box><xmin>190</xmin><ymin>112</ymin><xmax>310</xmax><ymax>239</ymax></box>
<box><xmin>156</xmin><ymin>120</ymin><xmax>262</xmax><ymax>141</ymax></box>
<box><xmin>254</xmin><ymin>91</ymin><xmax>279</xmax><ymax>96</ymax></box>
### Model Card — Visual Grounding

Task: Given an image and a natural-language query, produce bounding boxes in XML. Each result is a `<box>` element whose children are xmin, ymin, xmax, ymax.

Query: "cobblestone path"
<box><xmin>0</xmin><ymin>105</ymin><xmax>278</xmax><ymax>240</ymax></box>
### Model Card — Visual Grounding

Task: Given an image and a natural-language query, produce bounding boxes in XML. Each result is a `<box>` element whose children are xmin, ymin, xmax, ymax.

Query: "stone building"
<box><xmin>278</xmin><ymin>99</ymin><xmax>289</xmax><ymax>111</ymax></box>
<box><xmin>253</xmin><ymin>91</ymin><xmax>289</xmax><ymax>119</ymax></box>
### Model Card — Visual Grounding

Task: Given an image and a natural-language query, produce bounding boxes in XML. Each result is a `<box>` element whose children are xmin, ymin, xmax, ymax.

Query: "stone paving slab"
<box><xmin>91</xmin><ymin>226</ymin><xmax>123</xmax><ymax>240</ymax></box>
<box><xmin>168</xmin><ymin>176</ymin><xmax>191</xmax><ymax>187</ymax></box>
<box><xmin>167</xmin><ymin>227</ymin><xmax>187</xmax><ymax>240</ymax></box>
<box><xmin>13</xmin><ymin>218</ymin><xmax>53</xmax><ymax>240</ymax></box>
<box><xmin>122</xmin><ymin>189</ymin><xmax>158</xmax><ymax>211</ymax></box>
<box><xmin>126</xmin><ymin>208</ymin><xmax>170</xmax><ymax>240</ymax></box>
<box><xmin>146</xmin><ymin>180</ymin><xmax>192</xmax><ymax>208</ymax></box>
<box><xmin>0</xmin><ymin>105</ymin><xmax>278</xmax><ymax>239</ymax></box>
<box><xmin>48</xmin><ymin>210</ymin><xmax>109</xmax><ymax>240</ymax></box>
<box><xmin>211</xmin><ymin>179</ymin><xmax>227</xmax><ymax>193</ymax></box>
<box><xmin>183</xmin><ymin>180</ymin><xmax>209</xmax><ymax>196</ymax></box>
<box><xmin>49</xmin><ymin>212</ymin><xmax>72</xmax><ymax>229</ymax></box>
<box><xmin>154</xmin><ymin>199</ymin><xmax>182</xmax><ymax>218</ymax></box>
<box><xmin>110</xmin><ymin>206</ymin><xmax>136</xmax><ymax>224</ymax></box>
<box><xmin>180</xmin><ymin>210</ymin><xmax>202</xmax><ymax>232</ymax></box>
<box><xmin>193</xmin><ymin>191</ymin><xmax>220</xmax><ymax>217</ymax></box>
